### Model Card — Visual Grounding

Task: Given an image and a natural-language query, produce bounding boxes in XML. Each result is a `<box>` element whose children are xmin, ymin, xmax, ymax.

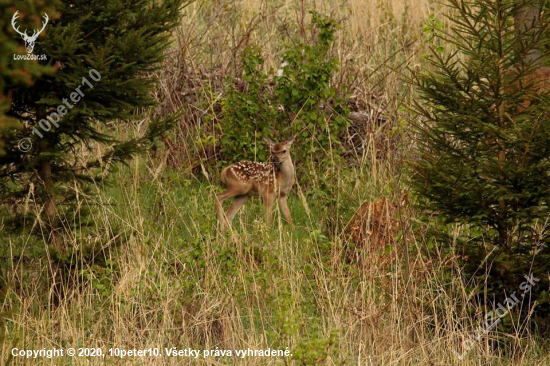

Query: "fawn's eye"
<box><xmin>283</xmin><ymin>150</ymin><xmax>287</xmax><ymax>153</ymax></box>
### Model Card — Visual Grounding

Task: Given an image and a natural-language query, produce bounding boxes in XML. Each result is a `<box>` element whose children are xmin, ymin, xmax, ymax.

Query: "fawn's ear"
<box><xmin>263</xmin><ymin>137</ymin><xmax>275</xmax><ymax>149</ymax></box>
<box><xmin>287</xmin><ymin>134</ymin><xmax>298</xmax><ymax>146</ymax></box>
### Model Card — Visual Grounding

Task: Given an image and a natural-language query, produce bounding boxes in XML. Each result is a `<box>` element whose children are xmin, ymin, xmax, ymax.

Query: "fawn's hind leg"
<box><xmin>216</xmin><ymin>189</ymin><xmax>238</xmax><ymax>231</ymax></box>
<box><xmin>225</xmin><ymin>195</ymin><xmax>250</xmax><ymax>225</ymax></box>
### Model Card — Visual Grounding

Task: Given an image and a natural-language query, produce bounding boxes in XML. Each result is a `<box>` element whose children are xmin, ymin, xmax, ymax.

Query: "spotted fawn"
<box><xmin>216</xmin><ymin>135</ymin><xmax>297</xmax><ymax>231</ymax></box>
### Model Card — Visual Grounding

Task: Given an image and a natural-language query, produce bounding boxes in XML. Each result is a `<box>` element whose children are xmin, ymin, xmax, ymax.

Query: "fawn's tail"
<box><xmin>220</xmin><ymin>166</ymin><xmax>230</xmax><ymax>185</ymax></box>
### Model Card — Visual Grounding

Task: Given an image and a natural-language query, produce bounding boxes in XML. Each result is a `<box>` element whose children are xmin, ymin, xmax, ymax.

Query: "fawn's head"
<box><xmin>264</xmin><ymin>135</ymin><xmax>297</xmax><ymax>164</ymax></box>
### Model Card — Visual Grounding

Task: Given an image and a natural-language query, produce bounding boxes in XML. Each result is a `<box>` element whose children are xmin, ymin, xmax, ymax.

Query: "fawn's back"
<box><xmin>221</xmin><ymin>161</ymin><xmax>279</xmax><ymax>196</ymax></box>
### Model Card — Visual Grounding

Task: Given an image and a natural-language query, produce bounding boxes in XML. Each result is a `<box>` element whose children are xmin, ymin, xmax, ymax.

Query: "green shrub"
<box><xmin>219</xmin><ymin>11</ymin><xmax>349</xmax><ymax>169</ymax></box>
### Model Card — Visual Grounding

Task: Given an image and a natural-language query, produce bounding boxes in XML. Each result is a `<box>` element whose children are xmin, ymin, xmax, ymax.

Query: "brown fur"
<box><xmin>344</xmin><ymin>192</ymin><xmax>408</xmax><ymax>267</ymax></box>
<box><xmin>216</xmin><ymin>135</ymin><xmax>297</xmax><ymax>231</ymax></box>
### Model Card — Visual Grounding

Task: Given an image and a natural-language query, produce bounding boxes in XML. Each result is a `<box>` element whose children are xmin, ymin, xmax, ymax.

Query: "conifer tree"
<box><xmin>0</xmin><ymin>0</ymin><xmax>59</xmax><ymax>156</ymax></box>
<box><xmin>0</xmin><ymin>0</ymin><xmax>184</xmax><ymax>241</ymax></box>
<box><xmin>410</xmin><ymin>0</ymin><xmax>550</xmax><ymax>319</ymax></box>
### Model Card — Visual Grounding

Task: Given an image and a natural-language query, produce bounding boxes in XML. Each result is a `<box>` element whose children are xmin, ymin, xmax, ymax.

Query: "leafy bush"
<box><xmin>219</xmin><ymin>11</ymin><xmax>349</xmax><ymax>167</ymax></box>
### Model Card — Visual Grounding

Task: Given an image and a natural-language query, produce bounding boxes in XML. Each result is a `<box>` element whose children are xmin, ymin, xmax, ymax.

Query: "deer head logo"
<box><xmin>11</xmin><ymin>11</ymin><xmax>49</xmax><ymax>54</ymax></box>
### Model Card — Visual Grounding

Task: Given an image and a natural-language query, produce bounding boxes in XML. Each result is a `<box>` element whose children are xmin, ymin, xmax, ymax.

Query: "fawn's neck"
<box><xmin>277</xmin><ymin>157</ymin><xmax>295</xmax><ymax>180</ymax></box>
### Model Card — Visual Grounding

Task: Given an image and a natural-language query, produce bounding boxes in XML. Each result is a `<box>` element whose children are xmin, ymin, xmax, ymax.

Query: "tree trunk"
<box><xmin>514</xmin><ymin>1</ymin><xmax>542</xmax><ymax>63</ymax></box>
<box><xmin>38</xmin><ymin>156</ymin><xmax>57</xmax><ymax>222</ymax></box>
<box><xmin>36</xmin><ymin>107</ymin><xmax>59</xmax><ymax>244</ymax></box>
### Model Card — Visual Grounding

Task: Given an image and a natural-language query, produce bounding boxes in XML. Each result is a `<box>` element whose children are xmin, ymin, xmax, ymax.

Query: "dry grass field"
<box><xmin>1</xmin><ymin>0</ymin><xmax>549</xmax><ymax>365</ymax></box>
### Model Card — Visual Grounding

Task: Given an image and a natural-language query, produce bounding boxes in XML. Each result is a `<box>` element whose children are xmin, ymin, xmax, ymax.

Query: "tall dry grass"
<box><xmin>1</xmin><ymin>0</ymin><xmax>549</xmax><ymax>365</ymax></box>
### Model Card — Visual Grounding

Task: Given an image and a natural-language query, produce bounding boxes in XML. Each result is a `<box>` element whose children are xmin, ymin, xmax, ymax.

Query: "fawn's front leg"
<box><xmin>278</xmin><ymin>195</ymin><xmax>294</xmax><ymax>229</ymax></box>
<box><xmin>263</xmin><ymin>191</ymin><xmax>275</xmax><ymax>227</ymax></box>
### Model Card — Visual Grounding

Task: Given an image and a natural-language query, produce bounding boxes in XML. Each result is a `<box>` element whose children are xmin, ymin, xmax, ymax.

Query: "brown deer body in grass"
<box><xmin>216</xmin><ymin>135</ymin><xmax>297</xmax><ymax>231</ymax></box>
